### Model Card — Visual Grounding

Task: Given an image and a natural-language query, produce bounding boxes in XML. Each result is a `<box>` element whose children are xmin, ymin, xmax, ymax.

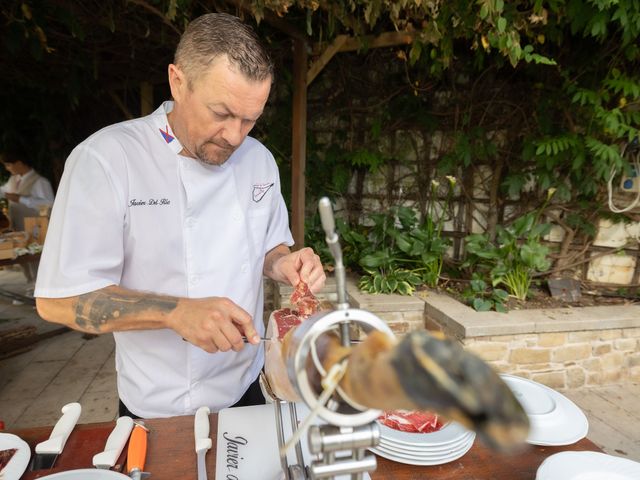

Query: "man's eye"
<box><xmin>213</xmin><ymin>112</ymin><xmax>229</xmax><ymax>120</ymax></box>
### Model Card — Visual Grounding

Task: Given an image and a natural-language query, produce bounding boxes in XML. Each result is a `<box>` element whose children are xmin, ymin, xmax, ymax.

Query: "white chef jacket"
<box><xmin>35</xmin><ymin>101</ymin><xmax>294</xmax><ymax>417</ymax></box>
<box><xmin>0</xmin><ymin>169</ymin><xmax>55</xmax><ymax>230</ymax></box>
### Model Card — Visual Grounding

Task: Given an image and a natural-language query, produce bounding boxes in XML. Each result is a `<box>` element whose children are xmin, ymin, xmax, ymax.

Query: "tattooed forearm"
<box><xmin>74</xmin><ymin>288</ymin><xmax>178</xmax><ymax>332</ymax></box>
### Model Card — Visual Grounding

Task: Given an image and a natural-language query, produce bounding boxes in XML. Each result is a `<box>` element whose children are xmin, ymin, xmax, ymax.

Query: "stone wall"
<box><xmin>425</xmin><ymin>291</ymin><xmax>640</xmax><ymax>388</ymax></box>
<box><xmin>463</xmin><ymin>329</ymin><xmax>640</xmax><ymax>389</ymax></box>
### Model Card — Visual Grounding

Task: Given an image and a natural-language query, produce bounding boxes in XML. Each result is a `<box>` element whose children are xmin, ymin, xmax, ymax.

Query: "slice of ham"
<box><xmin>378</xmin><ymin>410</ymin><xmax>444</xmax><ymax>433</ymax></box>
<box><xmin>273</xmin><ymin>309</ymin><xmax>302</xmax><ymax>340</ymax></box>
<box><xmin>265</xmin><ymin>280</ymin><xmax>320</xmax><ymax>401</ymax></box>
<box><xmin>0</xmin><ymin>448</ymin><xmax>17</xmax><ymax>472</ymax></box>
<box><xmin>289</xmin><ymin>281</ymin><xmax>320</xmax><ymax>318</ymax></box>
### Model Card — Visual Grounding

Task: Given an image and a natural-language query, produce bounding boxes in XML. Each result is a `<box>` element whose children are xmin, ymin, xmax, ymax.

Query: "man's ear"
<box><xmin>168</xmin><ymin>64</ymin><xmax>186</xmax><ymax>102</ymax></box>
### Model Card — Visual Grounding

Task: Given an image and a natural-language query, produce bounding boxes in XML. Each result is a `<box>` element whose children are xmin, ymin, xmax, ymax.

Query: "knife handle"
<box><xmin>35</xmin><ymin>402</ymin><xmax>82</xmax><ymax>454</ymax></box>
<box><xmin>92</xmin><ymin>416</ymin><xmax>134</xmax><ymax>468</ymax></box>
<box><xmin>194</xmin><ymin>406</ymin><xmax>212</xmax><ymax>453</ymax></box>
<box><xmin>127</xmin><ymin>422</ymin><xmax>148</xmax><ymax>474</ymax></box>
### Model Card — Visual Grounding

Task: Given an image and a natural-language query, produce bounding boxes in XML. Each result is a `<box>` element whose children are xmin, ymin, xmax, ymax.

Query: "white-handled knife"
<box><xmin>30</xmin><ymin>402</ymin><xmax>82</xmax><ymax>470</ymax></box>
<box><xmin>93</xmin><ymin>416</ymin><xmax>134</xmax><ymax>469</ymax></box>
<box><xmin>194</xmin><ymin>406</ymin><xmax>211</xmax><ymax>480</ymax></box>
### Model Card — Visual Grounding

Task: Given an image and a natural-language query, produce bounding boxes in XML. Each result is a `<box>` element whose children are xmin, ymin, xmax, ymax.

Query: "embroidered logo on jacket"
<box><xmin>159</xmin><ymin>125</ymin><xmax>174</xmax><ymax>143</ymax></box>
<box><xmin>252</xmin><ymin>183</ymin><xmax>274</xmax><ymax>202</ymax></box>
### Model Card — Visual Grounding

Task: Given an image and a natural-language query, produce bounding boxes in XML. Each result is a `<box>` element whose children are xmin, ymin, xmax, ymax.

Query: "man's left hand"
<box><xmin>5</xmin><ymin>193</ymin><xmax>20</xmax><ymax>202</ymax></box>
<box><xmin>266</xmin><ymin>246</ymin><xmax>326</xmax><ymax>292</ymax></box>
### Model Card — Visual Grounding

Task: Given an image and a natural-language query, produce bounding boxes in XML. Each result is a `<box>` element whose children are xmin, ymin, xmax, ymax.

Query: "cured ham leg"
<box><xmin>263</xmin><ymin>280</ymin><xmax>528</xmax><ymax>450</ymax></box>
<box><xmin>265</xmin><ymin>296</ymin><xmax>529</xmax><ymax>451</ymax></box>
<box><xmin>264</xmin><ymin>281</ymin><xmax>319</xmax><ymax>402</ymax></box>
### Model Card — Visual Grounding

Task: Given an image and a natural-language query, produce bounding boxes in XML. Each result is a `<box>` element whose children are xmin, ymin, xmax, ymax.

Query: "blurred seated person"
<box><xmin>0</xmin><ymin>145</ymin><xmax>55</xmax><ymax>286</ymax></box>
<box><xmin>0</xmin><ymin>146</ymin><xmax>54</xmax><ymax>231</ymax></box>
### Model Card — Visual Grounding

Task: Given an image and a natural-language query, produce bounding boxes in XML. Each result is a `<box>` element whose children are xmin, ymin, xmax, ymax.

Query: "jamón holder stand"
<box><xmin>272</xmin><ymin>197</ymin><xmax>394</xmax><ymax>479</ymax></box>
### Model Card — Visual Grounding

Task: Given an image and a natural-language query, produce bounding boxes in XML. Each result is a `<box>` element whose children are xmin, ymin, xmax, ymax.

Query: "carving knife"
<box><xmin>126</xmin><ymin>421</ymin><xmax>150</xmax><ymax>480</ymax></box>
<box><xmin>194</xmin><ymin>406</ymin><xmax>211</xmax><ymax>480</ymax></box>
<box><xmin>242</xmin><ymin>336</ymin><xmax>363</xmax><ymax>344</ymax></box>
<box><xmin>93</xmin><ymin>416</ymin><xmax>134</xmax><ymax>470</ymax></box>
<box><xmin>30</xmin><ymin>402</ymin><xmax>82</xmax><ymax>470</ymax></box>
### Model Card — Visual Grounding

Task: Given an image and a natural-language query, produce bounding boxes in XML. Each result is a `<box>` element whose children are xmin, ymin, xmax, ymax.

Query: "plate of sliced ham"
<box><xmin>376</xmin><ymin>411</ymin><xmax>471</xmax><ymax>447</ymax></box>
<box><xmin>371</xmin><ymin>410</ymin><xmax>476</xmax><ymax>465</ymax></box>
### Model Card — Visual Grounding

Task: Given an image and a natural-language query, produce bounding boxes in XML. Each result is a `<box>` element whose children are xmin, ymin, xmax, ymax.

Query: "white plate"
<box><xmin>378</xmin><ymin>431</ymin><xmax>475</xmax><ymax>453</ymax></box>
<box><xmin>501</xmin><ymin>374</ymin><xmax>589</xmax><ymax>446</ymax></box>
<box><xmin>503</xmin><ymin>375</ymin><xmax>557</xmax><ymax>415</ymax></box>
<box><xmin>537</xmin><ymin>451</ymin><xmax>640</xmax><ymax>480</ymax></box>
<box><xmin>370</xmin><ymin>435</ymin><xmax>474</xmax><ymax>466</ymax></box>
<box><xmin>374</xmin><ymin>434</ymin><xmax>475</xmax><ymax>459</ymax></box>
<box><xmin>0</xmin><ymin>433</ymin><xmax>30</xmax><ymax>480</ymax></box>
<box><xmin>36</xmin><ymin>468</ymin><xmax>130</xmax><ymax>479</ymax></box>
<box><xmin>377</xmin><ymin>420</ymin><xmax>470</xmax><ymax>447</ymax></box>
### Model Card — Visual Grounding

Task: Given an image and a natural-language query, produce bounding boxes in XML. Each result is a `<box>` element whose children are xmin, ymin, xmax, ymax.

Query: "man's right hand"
<box><xmin>167</xmin><ymin>297</ymin><xmax>260</xmax><ymax>353</ymax></box>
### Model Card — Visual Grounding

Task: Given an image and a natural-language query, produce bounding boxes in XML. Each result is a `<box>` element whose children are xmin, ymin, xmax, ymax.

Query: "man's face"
<box><xmin>2</xmin><ymin>162</ymin><xmax>18</xmax><ymax>175</ymax></box>
<box><xmin>169</xmin><ymin>56</ymin><xmax>271</xmax><ymax>166</ymax></box>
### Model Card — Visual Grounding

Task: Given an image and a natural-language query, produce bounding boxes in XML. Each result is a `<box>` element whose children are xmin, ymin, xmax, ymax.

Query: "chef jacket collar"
<box><xmin>154</xmin><ymin>101</ymin><xmax>235</xmax><ymax>171</ymax></box>
<box><xmin>153</xmin><ymin>101</ymin><xmax>185</xmax><ymax>156</ymax></box>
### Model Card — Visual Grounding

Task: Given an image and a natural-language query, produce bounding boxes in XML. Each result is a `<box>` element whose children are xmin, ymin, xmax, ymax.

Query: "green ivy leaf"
<box><xmin>497</xmin><ymin>17</ymin><xmax>507</xmax><ymax>34</ymax></box>
<box><xmin>473</xmin><ymin>298</ymin><xmax>493</xmax><ymax>311</ymax></box>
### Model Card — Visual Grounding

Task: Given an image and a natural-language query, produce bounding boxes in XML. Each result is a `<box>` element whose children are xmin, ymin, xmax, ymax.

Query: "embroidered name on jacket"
<box><xmin>252</xmin><ymin>183</ymin><xmax>274</xmax><ymax>202</ymax></box>
<box><xmin>129</xmin><ymin>198</ymin><xmax>171</xmax><ymax>207</ymax></box>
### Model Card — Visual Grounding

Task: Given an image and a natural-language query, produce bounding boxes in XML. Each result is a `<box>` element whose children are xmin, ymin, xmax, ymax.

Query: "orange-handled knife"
<box><xmin>126</xmin><ymin>422</ymin><xmax>150</xmax><ymax>480</ymax></box>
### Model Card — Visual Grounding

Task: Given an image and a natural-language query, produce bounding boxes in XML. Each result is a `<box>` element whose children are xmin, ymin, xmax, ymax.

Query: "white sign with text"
<box><xmin>216</xmin><ymin>403</ymin><xmax>371</xmax><ymax>480</ymax></box>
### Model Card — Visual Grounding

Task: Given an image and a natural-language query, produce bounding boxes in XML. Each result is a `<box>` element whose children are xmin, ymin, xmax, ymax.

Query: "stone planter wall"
<box><xmin>462</xmin><ymin>330</ymin><xmax>640</xmax><ymax>389</ymax></box>
<box><xmin>264</xmin><ymin>276</ymin><xmax>640</xmax><ymax>389</ymax></box>
<box><xmin>424</xmin><ymin>291</ymin><xmax>640</xmax><ymax>388</ymax></box>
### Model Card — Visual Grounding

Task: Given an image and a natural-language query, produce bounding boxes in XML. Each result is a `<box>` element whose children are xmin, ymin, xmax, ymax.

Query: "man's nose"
<box><xmin>221</xmin><ymin>118</ymin><xmax>245</xmax><ymax>147</ymax></box>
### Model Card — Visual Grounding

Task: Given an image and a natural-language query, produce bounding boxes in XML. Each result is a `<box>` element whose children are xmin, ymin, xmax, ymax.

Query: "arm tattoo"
<box><xmin>75</xmin><ymin>290</ymin><xmax>177</xmax><ymax>332</ymax></box>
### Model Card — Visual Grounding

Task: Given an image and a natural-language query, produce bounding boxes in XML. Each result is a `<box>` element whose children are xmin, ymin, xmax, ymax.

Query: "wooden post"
<box><xmin>140</xmin><ymin>81</ymin><xmax>153</xmax><ymax>116</ymax></box>
<box><xmin>291</xmin><ymin>38</ymin><xmax>308</xmax><ymax>249</ymax></box>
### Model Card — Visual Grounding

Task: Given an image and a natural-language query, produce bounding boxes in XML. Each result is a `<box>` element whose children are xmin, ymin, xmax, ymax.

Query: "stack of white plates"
<box><xmin>537</xmin><ymin>451</ymin><xmax>640</xmax><ymax>479</ymax></box>
<box><xmin>500</xmin><ymin>374</ymin><xmax>589</xmax><ymax>446</ymax></box>
<box><xmin>369</xmin><ymin>420</ymin><xmax>475</xmax><ymax>466</ymax></box>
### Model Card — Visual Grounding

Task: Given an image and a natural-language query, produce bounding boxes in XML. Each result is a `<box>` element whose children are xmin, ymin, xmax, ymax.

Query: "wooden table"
<box><xmin>10</xmin><ymin>414</ymin><xmax>602</xmax><ymax>479</ymax></box>
<box><xmin>0</xmin><ymin>252</ymin><xmax>40</xmax><ymax>268</ymax></box>
<box><xmin>0</xmin><ymin>252</ymin><xmax>39</xmax><ymax>305</ymax></box>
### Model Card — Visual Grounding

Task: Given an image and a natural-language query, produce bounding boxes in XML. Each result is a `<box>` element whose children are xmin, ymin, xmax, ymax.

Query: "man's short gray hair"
<box><xmin>174</xmin><ymin>13</ymin><xmax>273</xmax><ymax>86</ymax></box>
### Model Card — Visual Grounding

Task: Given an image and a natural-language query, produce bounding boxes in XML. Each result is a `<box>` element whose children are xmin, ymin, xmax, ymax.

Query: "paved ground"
<box><xmin>0</xmin><ymin>269</ymin><xmax>638</xmax><ymax>463</ymax></box>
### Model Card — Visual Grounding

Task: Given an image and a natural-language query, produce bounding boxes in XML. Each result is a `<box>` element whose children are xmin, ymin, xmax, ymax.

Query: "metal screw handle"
<box><xmin>318</xmin><ymin>197</ymin><xmax>348</xmax><ymax>311</ymax></box>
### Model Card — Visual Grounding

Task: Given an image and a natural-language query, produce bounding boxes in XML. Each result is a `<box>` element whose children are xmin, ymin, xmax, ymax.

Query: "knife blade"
<box><xmin>126</xmin><ymin>421</ymin><xmax>149</xmax><ymax>480</ymax></box>
<box><xmin>30</xmin><ymin>402</ymin><xmax>82</xmax><ymax>470</ymax></box>
<box><xmin>242</xmin><ymin>336</ymin><xmax>363</xmax><ymax>344</ymax></box>
<box><xmin>194</xmin><ymin>406</ymin><xmax>211</xmax><ymax>480</ymax></box>
<box><xmin>93</xmin><ymin>416</ymin><xmax>134</xmax><ymax>470</ymax></box>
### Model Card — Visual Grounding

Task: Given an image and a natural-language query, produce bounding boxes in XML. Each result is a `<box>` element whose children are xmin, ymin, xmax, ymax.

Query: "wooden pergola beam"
<box><xmin>307</xmin><ymin>35</ymin><xmax>348</xmax><ymax>86</ymax></box>
<box><xmin>312</xmin><ymin>30</ymin><xmax>417</xmax><ymax>55</ymax></box>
